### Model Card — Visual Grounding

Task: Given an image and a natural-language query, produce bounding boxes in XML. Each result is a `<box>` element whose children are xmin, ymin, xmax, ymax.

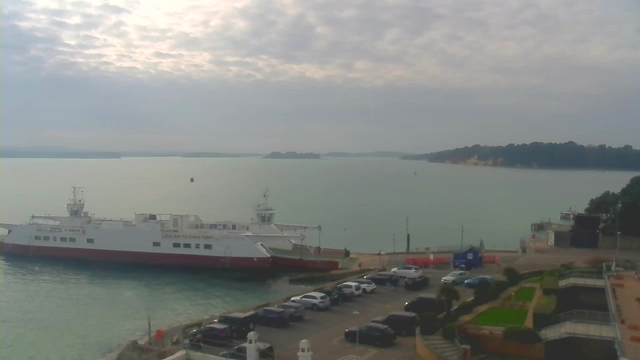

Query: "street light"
<box><xmin>616</xmin><ymin>201</ymin><xmax>622</xmax><ymax>260</ymax></box>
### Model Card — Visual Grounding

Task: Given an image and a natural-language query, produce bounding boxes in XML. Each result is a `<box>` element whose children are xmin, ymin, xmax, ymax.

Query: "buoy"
<box><xmin>190</xmin><ymin>178</ymin><xmax>194</xmax><ymax>183</ymax></box>
<box><xmin>156</xmin><ymin>329</ymin><xmax>165</xmax><ymax>340</ymax></box>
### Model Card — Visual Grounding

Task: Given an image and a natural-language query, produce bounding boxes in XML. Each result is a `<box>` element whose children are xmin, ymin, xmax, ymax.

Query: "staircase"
<box><xmin>422</xmin><ymin>336</ymin><xmax>463</xmax><ymax>360</ymax></box>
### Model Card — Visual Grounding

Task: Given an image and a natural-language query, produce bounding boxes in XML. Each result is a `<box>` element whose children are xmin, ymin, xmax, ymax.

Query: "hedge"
<box><xmin>533</xmin><ymin>295</ymin><xmax>557</xmax><ymax>315</ymax></box>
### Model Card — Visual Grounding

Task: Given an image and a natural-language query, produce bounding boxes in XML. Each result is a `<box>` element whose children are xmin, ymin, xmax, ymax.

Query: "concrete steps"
<box><xmin>422</xmin><ymin>336</ymin><xmax>462</xmax><ymax>360</ymax></box>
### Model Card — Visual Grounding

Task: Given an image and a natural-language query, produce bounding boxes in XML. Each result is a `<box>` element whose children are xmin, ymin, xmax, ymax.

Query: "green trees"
<box><xmin>585</xmin><ymin>175</ymin><xmax>640</xmax><ymax>236</ymax></box>
<box><xmin>437</xmin><ymin>284</ymin><xmax>461</xmax><ymax>313</ymax></box>
<box><xmin>402</xmin><ymin>142</ymin><xmax>640</xmax><ymax>171</ymax></box>
<box><xmin>503</xmin><ymin>267</ymin><xmax>521</xmax><ymax>286</ymax></box>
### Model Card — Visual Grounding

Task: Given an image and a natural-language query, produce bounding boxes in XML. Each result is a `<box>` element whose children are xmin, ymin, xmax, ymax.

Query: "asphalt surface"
<box><xmin>228</xmin><ymin>267</ymin><xmax>487</xmax><ymax>360</ymax></box>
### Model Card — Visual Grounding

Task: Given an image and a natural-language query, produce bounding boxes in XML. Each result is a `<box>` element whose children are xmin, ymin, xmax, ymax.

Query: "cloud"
<box><xmin>1</xmin><ymin>0</ymin><xmax>639</xmax><ymax>152</ymax></box>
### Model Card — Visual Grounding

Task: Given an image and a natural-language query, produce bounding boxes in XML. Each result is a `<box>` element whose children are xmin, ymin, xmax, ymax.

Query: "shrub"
<box><xmin>584</xmin><ymin>256</ymin><xmax>612</xmax><ymax>268</ymax></box>
<box><xmin>520</xmin><ymin>269</ymin><xmax>544</xmax><ymax>280</ymax></box>
<box><xmin>503</xmin><ymin>267</ymin><xmax>521</xmax><ymax>286</ymax></box>
<box><xmin>437</xmin><ymin>284</ymin><xmax>461</xmax><ymax>313</ymax></box>
<box><xmin>474</xmin><ymin>280</ymin><xmax>496</xmax><ymax>304</ymax></box>
<box><xmin>533</xmin><ymin>295</ymin><xmax>557</xmax><ymax>315</ymax></box>
<box><xmin>503</xmin><ymin>326</ymin><xmax>542</xmax><ymax>344</ymax></box>
<box><xmin>493</xmin><ymin>279</ymin><xmax>510</xmax><ymax>294</ymax></box>
<box><xmin>454</xmin><ymin>300</ymin><xmax>476</xmax><ymax>316</ymax></box>
<box><xmin>418</xmin><ymin>312</ymin><xmax>440</xmax><ymax>335</ymax></box>
<box><xmin>441</xmin><ymin>322</ymin><xmax>457</xmax><ymax>341</ymax></box>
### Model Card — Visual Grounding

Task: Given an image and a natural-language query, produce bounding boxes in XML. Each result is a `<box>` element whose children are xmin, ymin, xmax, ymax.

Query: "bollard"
<box><xmin>246</xmin><ymin>331</ymin><xmax>259</xmax><ymax>360</ymax></box>
<box><xmin>297</xmin><ymin>339</ymin><xmax>312</xmax><ymax>360</ymax></box>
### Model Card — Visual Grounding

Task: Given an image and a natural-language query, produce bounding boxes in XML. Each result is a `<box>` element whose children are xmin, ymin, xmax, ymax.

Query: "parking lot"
<box><xmin>196</xmin><ymin>267</ymin><xmax>487</xmax><ymax>360</ymax></box>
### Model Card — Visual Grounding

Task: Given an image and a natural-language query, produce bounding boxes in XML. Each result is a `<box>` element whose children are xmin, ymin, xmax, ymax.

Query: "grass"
<box><xmin>513</xmin><ymin>287</ymin><xmax>537</xmax><ymax>302</ymax></box>
<box><xmin>541</xmin><ymin>275</ymin><xmax>559</xmax><ymax>290</ymax></box>
<box><xmin>533</xmin><ymin>295</ymin><xmax>557</xmax><ymax>315</ymax></box>
<box><xmin>470</xmin><ymin>307</ymin><xmax>528</xmax><ymax>327</ymax></box>
<box><xmin>524</xmin><ymin>277</ymin><xmax>541</xmax><ymax>284</ymax></box>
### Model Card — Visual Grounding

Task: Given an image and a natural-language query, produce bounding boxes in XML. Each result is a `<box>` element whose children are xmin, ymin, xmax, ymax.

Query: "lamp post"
<box><xmin>616</xmin><ymin>201</ymin><xmax>621</xmax><ymax>260</ymax></box>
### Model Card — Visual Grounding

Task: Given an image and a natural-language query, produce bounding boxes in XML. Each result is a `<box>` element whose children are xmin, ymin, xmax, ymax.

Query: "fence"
<box><xmin>552</xmin><ymin>310</ymin><xmax>611</xmax><ymax>325</ymax></box>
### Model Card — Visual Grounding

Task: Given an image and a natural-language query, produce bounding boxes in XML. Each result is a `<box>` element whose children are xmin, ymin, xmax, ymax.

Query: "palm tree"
<box><xmin>437</xmin><ymin>284</ymin><xmax>460</xmax><ymax>313</ymax></box>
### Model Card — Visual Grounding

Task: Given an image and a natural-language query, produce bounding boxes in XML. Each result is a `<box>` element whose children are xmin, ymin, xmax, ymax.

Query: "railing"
<box><xmin>603</xmin><ymin>264</ymin><xmax>627</xmax><ymax>359</ymax></box>
<box><xmin>553</xmin><ymin>310</ymin><xmax>611</xmax><ymax>325</ymax></box>
<box><xmin>541</xmin><ymin>320</ymin><xmax>616</xmax><ymax>340</ymax></box>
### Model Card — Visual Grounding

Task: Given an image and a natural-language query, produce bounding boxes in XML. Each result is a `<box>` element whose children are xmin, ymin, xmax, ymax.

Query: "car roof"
<box><xmin>262</xmin><ymin>307</ymin><xmax>285</xmax><ymax>312</ymax></box>
<box><xmin>342</xmin><ymin>282</ymin><xmax>358</xmax><ymax>286</ymax></box>
<box><xmin>204</xmin><ymin>324</ymin><xmax>229</xmax><ymax>330</ymax></box>
<box><xmin>390</xmin><ymin>311</ymin><xmax>417</xmax><ymax>317</ymax></box>
<box><xmin>280</xmin><ymin>302</ymin><xmax>301</xmax><ymax>307</ymax></box>
<box><xmin>222</xmin><ymin>312</ymin><xmax>252</xmax><ymax>318</ymax></box>
<box><xmin>366</xmin><ymin>323</ymin><xmax>389</xmax><ymax>329</ymax></box>
<box><xmin>305</xmin><ymin>291</ymin><xmax>326</xmax><ymax>297</ymax></box>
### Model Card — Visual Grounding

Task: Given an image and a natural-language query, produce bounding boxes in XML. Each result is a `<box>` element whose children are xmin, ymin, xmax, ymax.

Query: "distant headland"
<box><xmin>183</xmin><ymin>152</ymin><xmax>260</xmax><ymax>158</ymax></box>
<box><xmin>401</xmin><ymin>142</ymin><xmax>640</xmax><ymax>171</ymax></box>
<box><xmin>0</xmin><ymin>146</ymin><xmax>121</xmax><ymax>159</ymax></box>
<box><xmin>263</xmin><ymin>152</ymin><xmax>322</xmax><ymax>159</ymax></box>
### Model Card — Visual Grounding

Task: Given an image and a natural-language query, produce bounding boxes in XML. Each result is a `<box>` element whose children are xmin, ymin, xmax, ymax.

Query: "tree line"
<box><xmin>402</xmin><ymin>142</ymin><xmax>640</xmax><ymax>171</ymax></box>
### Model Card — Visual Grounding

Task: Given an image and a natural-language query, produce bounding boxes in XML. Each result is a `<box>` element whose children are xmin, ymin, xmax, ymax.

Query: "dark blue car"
<box><xmin>463</xmin><ymin>276</ymin><xmax>493</xmax><ymax>289</ymax></box>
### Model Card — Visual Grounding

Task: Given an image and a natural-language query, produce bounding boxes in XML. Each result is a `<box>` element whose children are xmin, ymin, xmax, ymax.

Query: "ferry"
<box><xmin>0</xmin><ymin>187</ymin><xmax>339</xmax><ymax>271</ymax></box>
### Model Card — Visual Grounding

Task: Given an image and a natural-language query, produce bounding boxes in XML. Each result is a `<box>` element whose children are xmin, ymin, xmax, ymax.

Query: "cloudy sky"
<box><xmin>1</xmin><ymin>0</ymin><xmax>640</xmax><ymax>153</ymax></box>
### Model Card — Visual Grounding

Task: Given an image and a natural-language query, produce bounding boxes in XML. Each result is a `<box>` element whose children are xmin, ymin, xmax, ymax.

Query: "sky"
<box><xmin>1</xmin><ymin>0</ymin><xmax>640</xmax><ymax>154</ymax></box>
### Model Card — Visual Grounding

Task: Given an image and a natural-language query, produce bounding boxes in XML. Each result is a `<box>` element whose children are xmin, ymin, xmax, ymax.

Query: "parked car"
<box><xmin>404</xmin><ymin>294</ymin><xmax>446</xmax><ymax>314</ymax></box>
<box><xmin>275</xmin><ymin>302</ymin><xmax>305</xmax><ymax>320</ymax></box>
<box><xmin>370</xmin><ymin>311</ymin><xmax>418</xmax><ymax>336</ymax></box>
<box><xmin>440</xmin><ymin>271</ymin><xmax>469</xmax><ymax>285</ymax></box>
<box><xmin>185</xmin><ymin>324</ymin><xmax>233</xmax><ymax>348</ymax></box>
<box><xmin>353</xmin><ymin>279</ymin><xmax>377</xmax><ymax>293</ymax></box>
<box><xmin>464</xmin><ymin>275</ymin><xmax>494</xmax><ymax>289</ymax></box>
<box><xmin>404</xmin><ymin>276</ymin><xmax>430</xmax><ymax>291</ymax></box>
<box><xmin>337</xmin><ymin>282</ymin><xmax>363</xmax><ymax>297</ymax></box>
<box><xmin>253</xmin><ymin>307</ymin><xmax>289</xmax><ymax>328</ymax></box>
<box><xmin>333</xmin><ymin>285</ymin><xmax>356</xmax><ymax>301</ymax></box>
<box><xmin>290</xmin><ymin>292</ymin><xmax>331</xmax><ymax>310</ymax></box>
<box><xmin>364</xmin><ymin>272</ymin><xmax>400</xmax><ymax>286</ymax></box>
<box><xmin>213</xmin><ymin>312</ymin><xmax>256</xmax><ymax>339</ymax></box>
<box><xmin>344</xmin><ymin>323</ymin><xmax>397</xmax><ymax>347</ymax></box>
<box><xmin>391</xmin><ymin>265</ymin><xmax>423</xmax><ymax>279</ymax></box>
<box><xmin>320</xmin><ymin>287</ymin><xmax>342</xmax><ymax>305</ymax></box>
<box><xmin>219</xmin><ymin>342</ymin><xmax>275</xmax><ymax>360</ymax></box>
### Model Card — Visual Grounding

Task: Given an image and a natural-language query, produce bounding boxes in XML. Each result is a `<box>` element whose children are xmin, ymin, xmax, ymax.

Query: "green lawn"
<box><xmin>470</xmin><ymin>307</ymin><xmax>528</xmax><ymax>327</ymax></box>
<box><xmin>514</xmin><ymin>287</ymin><xmax>537</xmax><ymax>302</ymax></box>
<box><xmin>524</xmin><ymin>277</ymin><xmax>541</xmax><ymax>284</ymax></box>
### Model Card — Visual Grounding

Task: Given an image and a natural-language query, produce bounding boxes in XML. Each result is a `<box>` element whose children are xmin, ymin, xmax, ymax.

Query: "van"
<box><xmin>214</xmin><ymin>312</ymin><xmax>256</xmax><ymax>339</ymax></box>
<box><xmin>338</xmin><ymin>282</ymin><xmax>363</xmax><ymax>296</ymax></box>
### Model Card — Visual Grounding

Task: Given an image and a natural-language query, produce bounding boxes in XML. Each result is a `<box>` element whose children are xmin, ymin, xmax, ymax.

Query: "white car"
<box><xmin>391</xmin><ymin>265</ymin><xmax>424</xmax><ymax>279</ymax></box>
<box><xmin>290</xmin><ymin>292</ymin><xmax>332</xmax><ymax>310</ymax></box>
<box><xmin>441</xmin><ymin>271</ymin><xmax>470</xmax><ymax>285</ymax></box>
<box><xmin>337</xmin><ymin>282</ymin><xmax>363</xmax><ymax>296</ymax></box>
<box><xmin>353</xmin><ymin>279</ymin><xmax>377</xmax><ymax>293</ymax></box>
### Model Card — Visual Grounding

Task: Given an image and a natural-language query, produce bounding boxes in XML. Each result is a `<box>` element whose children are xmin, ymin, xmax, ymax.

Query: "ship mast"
<box><xmin>66</xmin><ymin>186</ymin><xmax>86</xmax><ymax>217</ymax></box>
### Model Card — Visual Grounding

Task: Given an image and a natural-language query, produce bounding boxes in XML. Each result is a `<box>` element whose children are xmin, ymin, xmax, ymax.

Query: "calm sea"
<box><xmin>0</xmin><ymin>157</ymin><xmax>636</xmax><ymax>360</ymax></box>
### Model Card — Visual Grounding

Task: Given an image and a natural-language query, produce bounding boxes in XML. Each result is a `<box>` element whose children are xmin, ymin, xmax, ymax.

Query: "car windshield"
<box><xmin>320</xmin><ymin>295</ymin><xmax>329</xmax><ymax>300</ymax></box>
<box><xmin>383</xmin><ymin>327</ymin><xmax>394</xmax><ymax>334</ymax></box>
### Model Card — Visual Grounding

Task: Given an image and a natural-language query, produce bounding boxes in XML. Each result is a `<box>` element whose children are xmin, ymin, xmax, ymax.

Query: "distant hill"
<box><xmin>401</xmin><ymin>142</ymin><xmax>640</xmax><ymax>171</ymax></box>
<box><xmin>324</xmin><ymin>151</ymin><xmax>414</xmax><ymax>158</ymax></box>
<box><xmin>263</xmin><ymin>152</ymin><xmax>321</xmax><ymax>159</ymax></box>
<box><xmin>1</xmin><ymin>146</ymin><xmax>121</xmax><ymax>159</ymax></box>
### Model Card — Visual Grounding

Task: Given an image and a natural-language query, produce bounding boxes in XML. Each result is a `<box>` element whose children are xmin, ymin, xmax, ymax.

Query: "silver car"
<box><xmin>276</xmin><ymin>302</ymin><xmax>306</xmax><ymax>320</ymax></box>
<box><xmin>290</xmin><ymin>292</ymin><xmax>332</xmax><ymax>310</ymax></box>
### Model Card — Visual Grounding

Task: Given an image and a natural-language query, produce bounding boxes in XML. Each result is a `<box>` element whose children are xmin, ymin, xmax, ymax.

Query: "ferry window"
<box><xmin>43</xmin><ymin>236</ymin><xmax>50</xmax><ymax>241</ymax></box>
<box><xmin>153</xmin><ymin>242</ymin><xmax>161</xmax><ymax>247</ymax></box>
<box><xmin>173</xmin><ymin>243</ymin><xmax>181</xmax><ymax>248</ymax></box>
<box><xmin>204</xmin><ymin>244</ymin><xmax>212</xmax><ymax>250</ymax></box>
<box><xmin>232</xmin><ymin>224</ymin><xmax>237</xmax><ymax>230</ymax></box>
<box><xmin>172</xmin><ymin>218</ymin><xmax>178</xmax><ymax>228</ymax></box>
<box><xmin>35</xmin><ymin>236</ymin><xmax>42</xmax><ymax>240</ymax></box>
<box><xmin>195</xmin><ymin>244</ymin><xmax>200</xmax><ymax>249</ymax></box>
<box><xmin>69</xmin><ymin>237</ymin><xmax>76</xmax><ymax>242</ymax></box>
<box><xmin>183</xmin><ymin>243</ymin><xmax>192</xmax><ymax>249</ymax></box>
<box><xmin>222</xmin><ymin>224</ymin><xmax>227</xmax><ymax>230</ymax></box>
<box><xmin>212</xmin><ymin>224</ymin><xmax>218</xmax><ymax>229</ymax></box>
<box><xmin>87</xmin><ymin>238</ymin><xmax>94</xmax><ymax>244</ymax></box>
<box><xmin>60</xmin><ymin>237</ymin><xmax>67</xmax><ymax>242</ymax></box>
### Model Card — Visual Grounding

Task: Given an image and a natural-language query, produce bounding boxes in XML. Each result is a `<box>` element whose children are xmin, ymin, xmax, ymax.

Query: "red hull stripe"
<box><xmin>0</xmin><ymin>243</ymin><xmax>272</xmax><ymax>269</ymax></box>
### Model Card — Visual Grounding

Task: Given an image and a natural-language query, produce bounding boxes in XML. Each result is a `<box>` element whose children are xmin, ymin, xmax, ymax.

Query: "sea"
<box><xmin>0</xmin><ymin>157</ymin><xmax>636</xmax><ymax>360</ymax></box>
